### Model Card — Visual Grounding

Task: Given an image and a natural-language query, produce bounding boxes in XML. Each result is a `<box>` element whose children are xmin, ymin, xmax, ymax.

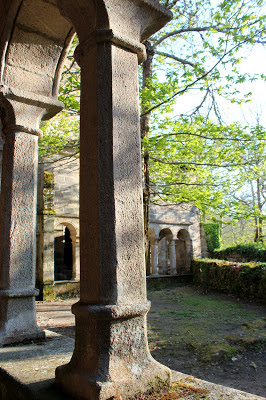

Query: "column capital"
<box><xmin>0</xmin><ymin>86</ymin><xmax>63</xmax><ymax>138</ymax></box>
<box><xmin>75</xmin><ymin>29</ymin><xmax>147</xmax><ymax>65</ymax></box>
<box><xmin>57</xmin><ymin>0</ymin><xmax>172</xmax><ymax>45</ymax></box>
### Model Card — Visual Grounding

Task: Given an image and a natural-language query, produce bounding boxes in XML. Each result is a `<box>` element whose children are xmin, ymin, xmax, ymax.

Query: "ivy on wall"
<box><xmin>43</xmin><ymin>171</ymin><xmax>56</xmax><ymax>215</ymax></box>
<box><xmin>202</xmin><ymin>223</ymin><xmax>220</xmax><ymax>253</ymax></box>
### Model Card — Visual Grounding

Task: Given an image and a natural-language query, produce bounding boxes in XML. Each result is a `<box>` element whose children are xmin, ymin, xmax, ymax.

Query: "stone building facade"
<box><xmin>36</xmin><ymin>151</ymin><xmax>206</xmax><ymax>298</ymax></box>
<box><xmin>37</xmin><ymin>149</ymin><xmax>80</xmax><ymax>297</ymax></box>
<box><xmin>148</xmin><ymin>203</ymin><xmax>204</xmax><ymax>276</ymax></box>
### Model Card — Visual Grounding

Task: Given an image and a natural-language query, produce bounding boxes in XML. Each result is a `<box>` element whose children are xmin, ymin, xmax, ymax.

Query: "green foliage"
<box><xmin>39</xmin><ymin>0</ymin><xmax>266</xmax><ymax>239</ymax></box>
<box><xmin>141</xmin><ymin>0</ymin><xmax>266</xmax><ymax>226</ymax></box>
<box><xmin>39</xmin><ymin>35</ymin><xmax>80</xmax><ymax>158</ymax></box>
<box><xmin>202</xmin><ymin>223</ymin><xmax>221</xmax><ymax>253</ymax></box>
<box><xmin>39</xmin><ymin>111</ymin><xmax>79</xmax><ymax>158</ymax></box>
<box><xmin>213</xmin><ymin>243</ymin><xmax>266</xmax><ymax>262</ymax></box>
<box><xmin>142</xmin><ymin>0</ymin><xmax>265</xmax><ymax>117</ymax></box>
<box><xmin>193</xmin><ymin>259</ymin><xmax>266</xmax><ymax>302</ymax></box>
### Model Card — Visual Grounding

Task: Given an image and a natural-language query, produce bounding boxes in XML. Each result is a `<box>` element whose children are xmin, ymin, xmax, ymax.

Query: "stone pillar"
<box><xmin>70</xmin><ymin>231</ymin><xmax>77</xmax><ymax>280</ymax></box>
<box><xmin>0</xmin><ymin>88</ymin><xmax>62</xmax><ymax>345</ymax></box>
<box><xmin>55</xmin><ymin>27</ymin><xmax>171</xmax><ymax>400</ymax></box>
<box><xmin>151</xmin><ymin>239</ymin><xmax>159</xmax><ymax>276</ymax></box>
<box><xmin>169</xmin><ymin>239</ymin><xmax>177</xmax><ymax>275</ymax></box>
<box><xmin>36</xmin><ymin>214</ymin><xmax>55</xmax><ymax>299</ymax></box>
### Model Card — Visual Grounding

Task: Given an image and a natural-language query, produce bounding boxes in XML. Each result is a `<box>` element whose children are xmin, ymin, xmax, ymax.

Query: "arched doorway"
<box><xmin>54</xmin><ymin>223</ymin><xmax>76</xmax><ymax>281</ymax></box>
<box><xmin>176</xmin><ymin>229</ymin><xmax>193</xmax><ymax>274</ymax></box>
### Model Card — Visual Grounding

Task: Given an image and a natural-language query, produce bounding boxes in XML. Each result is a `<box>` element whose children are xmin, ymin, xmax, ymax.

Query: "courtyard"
<box><xmin>36</xmin><ymin>285</ymin><xmax>266</xmax><ymax>398</ymax></box>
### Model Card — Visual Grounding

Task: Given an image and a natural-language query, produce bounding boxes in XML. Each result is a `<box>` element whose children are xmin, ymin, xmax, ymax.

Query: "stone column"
<box><xmin>169</xmin><ymin>239</ymin><xmax>177</xmax><ymax>275</ymax></box>
<box><xmin>151</xmin><ymin>239</ymin><xmax>159</xmax><ymax>276</ymax></box>
<box><xmin>0</xmin><ymin>89</ymin><xmax>62</xmax><ymax>345</ymax></box>
<box><xmin>55</xmin><ymin>28</ymin><xmax>171</xmax><ymax>400</ymax></box>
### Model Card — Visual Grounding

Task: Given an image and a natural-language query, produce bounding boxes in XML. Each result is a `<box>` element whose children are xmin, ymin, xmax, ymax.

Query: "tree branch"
<box><xmin>155</xmin><ymin>50</ymin><xmax>200</xmax><ymax>68</ymax></box>
<box><xmin>150</xmin><ymin>156</ymin><xmax>250</xmax><ymax>168</ymax></box>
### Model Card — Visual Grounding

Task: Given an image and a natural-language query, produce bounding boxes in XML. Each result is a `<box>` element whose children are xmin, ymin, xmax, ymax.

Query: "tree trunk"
<box><xmin>254</xmin><ymin>178</ymin><xmax>263</xmax><ymax>242</ymax></box>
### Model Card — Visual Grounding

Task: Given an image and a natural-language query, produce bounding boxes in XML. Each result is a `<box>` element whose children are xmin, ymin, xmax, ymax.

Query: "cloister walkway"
<box><xmin>0</xmin><ymin>294</ymin><xmax>264</xmax><ymax>400</ymax></box>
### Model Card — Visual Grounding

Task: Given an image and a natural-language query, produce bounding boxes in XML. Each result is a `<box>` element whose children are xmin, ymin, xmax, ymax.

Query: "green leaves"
<box><xmin>146</xmin><ymin>115</ymin><xmax>266</xmax><ymax>220</ymax></box>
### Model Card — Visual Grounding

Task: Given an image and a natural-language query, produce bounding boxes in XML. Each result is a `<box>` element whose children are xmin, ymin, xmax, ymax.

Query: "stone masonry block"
<box><xmin>16</xmin><ymin>0</ymin><xmax>72</xmax><ymax>43</ymax></box>
<box><xmin>6</xmin><ymin>27</ymin><xmax>62</xmax><ymax>78</ymax></box>
<box><xmin>4</xmin><ymin>65</ymin><xmax>53</xmax><ymax>97</ymax></box>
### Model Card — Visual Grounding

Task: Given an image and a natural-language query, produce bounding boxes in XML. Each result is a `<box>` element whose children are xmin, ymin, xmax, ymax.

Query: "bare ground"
<box><xmin>36</xmin><ymin>285</ymin><xmax>266</xmax><ymax>398</ymax></box>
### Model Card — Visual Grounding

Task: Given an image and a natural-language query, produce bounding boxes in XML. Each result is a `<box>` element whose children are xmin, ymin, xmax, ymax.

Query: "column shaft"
<box><xmin>169</xmin><ymin>240</ymin><xmax>177</xmax><ymax>275</ymax></box>
<box><xmin>56</xmin><ymin>33</ymin><xmax>170</xmax><ymax>399</ymax></box>
<box><xmin>0</xmin><ymin>128</ymin><xmax>44</xmax><ymax>344</ymax></box>
<box><xmin>151</xmin><ymin>239</ymin><xmax>159</xmax><ymax>276</ymax></box>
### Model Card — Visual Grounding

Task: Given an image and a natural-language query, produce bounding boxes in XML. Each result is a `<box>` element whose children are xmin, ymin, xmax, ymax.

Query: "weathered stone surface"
<box><xmin>6</xmin><ymin>27</ymin><xmax>62</xmax><ymax>77</ymax></box>
<box><xmin>16</xmin><ymin>0</ymin><xmax>72</xmax><ymax>43</ymax></box>
<box><xmin>0</xmin><ymin>329</ymin><xmax>264</xmax><ymax>400</ymax></box>
<box><xmin>0</xmin><ymin>88</ymin><xmax>62</xmax><ymax>344</ymax></box>
<box><xmin>0</xmin><ymin>0</ymin><xmax>173</xmax><ymax>397</ymax></box>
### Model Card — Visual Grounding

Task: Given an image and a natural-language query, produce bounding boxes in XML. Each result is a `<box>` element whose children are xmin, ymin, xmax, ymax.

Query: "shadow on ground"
<box><xmin>36</xmin><ymin>285</ymin><xmax>266</xmax><ymax>397</ymax></box>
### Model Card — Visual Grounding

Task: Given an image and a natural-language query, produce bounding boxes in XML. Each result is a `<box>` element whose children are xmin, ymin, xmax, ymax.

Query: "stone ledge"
<box><xmin>0</xmin><ymin>329</ymin><xmax>264</xmax><ymax>400</ymax></box>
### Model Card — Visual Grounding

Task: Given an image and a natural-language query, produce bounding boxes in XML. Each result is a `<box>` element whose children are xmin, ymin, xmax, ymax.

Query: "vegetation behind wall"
<box><xmin>193</xmin><ymin>259</ymin><xmax>266</xmax><ymax>303</ymax></box>
<box><xmin>213</xmin><ymin>243</ymin><xmax>266</xmax><ymax>262</ymax></box>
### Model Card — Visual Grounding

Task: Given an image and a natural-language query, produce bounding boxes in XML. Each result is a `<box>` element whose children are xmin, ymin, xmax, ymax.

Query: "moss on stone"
<box><xmin>43</xmin><ymin>284</ymin><xmax>55</xmax><ymax>301</ymax></box>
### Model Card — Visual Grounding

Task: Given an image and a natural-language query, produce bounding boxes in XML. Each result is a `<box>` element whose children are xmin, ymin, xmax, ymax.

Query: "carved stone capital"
<box><xmin>75</xmin><ymin>29</ymin><xmax>147</xmax><ymax>65</ymax></box>
<box><xmin>0</xmin><ymin>85</ymin><xmax>63</xmax><ymax>138</ymax></box>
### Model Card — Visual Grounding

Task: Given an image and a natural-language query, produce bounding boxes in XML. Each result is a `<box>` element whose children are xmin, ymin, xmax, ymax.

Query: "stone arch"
<box><xmin>176</xmin><ymin>228</ymin><xmax>193</xmax><ymax>274</ymax></box>
<box><xmin>0</xmin><ymin>0</ymin><xmax>110</xmax><ymax>100</ymax></box>
<box><xmin>54</xmin><ymin>221</ymin><xmax>77</xmax><ymax>281</ymax></box>
<box><xmin>1</xmin><ymin>1</ymin><xmax>73</xmax><ymax>100</ymax></box>
<box><xmin>158</xmin><ymin>228</ymin><xmax>173</xmax><ymax>275</ymax></box>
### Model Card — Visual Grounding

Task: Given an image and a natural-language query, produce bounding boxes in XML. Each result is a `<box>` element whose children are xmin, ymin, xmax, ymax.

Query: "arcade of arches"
<box><xmin>147</xmin><ymin>227</ymin><xmax>193</xmax><ymax>276</ymax></box>
<box><xmin>35</xmin><ymin>152</ymin><xmax>206</xmax><ymax>298</ymax></box>
<box><xmin>0</xmin><ymin>0</ymin><xmax>172</xmax><ymax>398</ymax></box>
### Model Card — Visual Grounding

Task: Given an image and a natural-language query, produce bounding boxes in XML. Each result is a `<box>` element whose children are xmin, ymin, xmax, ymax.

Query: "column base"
<box><xmin>55</xmin><ymin>301</ymin><xmax>171</xmax><ymax>400</ymax></box>
<box><xmin>0</xmin><ymin>326</ymin><xmax>45</xmax><ymax>346</ymax></box>
<box><xmin>0</xmin><ymin>288</ymin><xmax>45</xmax><ymax>346</ymax></box>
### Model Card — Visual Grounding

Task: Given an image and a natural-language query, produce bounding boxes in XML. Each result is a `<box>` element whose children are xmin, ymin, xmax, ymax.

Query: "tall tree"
<box><xmin>140</xmin><ymin>0</ymin><xmax>265</xmax><ymax>234</ymax></box>
<box><xmin>40</xmin><ymin>0</ymin><xmax>266</xmax><ymax>242</ymax></box>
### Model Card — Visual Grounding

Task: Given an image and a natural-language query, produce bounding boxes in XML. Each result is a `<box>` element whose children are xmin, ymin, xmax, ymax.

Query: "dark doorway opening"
<box><xmin>54</xmin><ymin>226</ymin><xmax>73</xmax><ymax>281</ymax></box>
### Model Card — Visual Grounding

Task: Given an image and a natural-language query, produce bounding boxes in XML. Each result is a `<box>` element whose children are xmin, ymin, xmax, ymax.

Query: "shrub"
<box><xmin>213</xmin><ymin>243</ymin><xmax>266</xmax><ymax>262</ymax></box>
<box><xmin>193</xmin><ymin>259</ymin><xmax>266</xmax><ymax>303</ymax></box>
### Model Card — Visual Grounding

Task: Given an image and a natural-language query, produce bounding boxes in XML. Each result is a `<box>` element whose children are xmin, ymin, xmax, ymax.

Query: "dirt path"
<box><xmin>36</xmin><ymin>285</ymin><xmax>266</xmax><ymax>397</ymax></box>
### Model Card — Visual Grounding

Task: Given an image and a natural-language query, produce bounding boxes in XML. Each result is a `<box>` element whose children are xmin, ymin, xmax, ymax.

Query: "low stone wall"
<box><xmin>146</xmin><ymin>275</ymin><xmax>192</xmax><ymax>290</ymax></box>
<box><xmin>192</xmin><ymin>259</ymin><xmax>266</xmax><ymax>303</ymax></box>
<box><xmin>39</xmin><ymin>281</ymin><xmax>80</xmax><ymax>300</ymax></box>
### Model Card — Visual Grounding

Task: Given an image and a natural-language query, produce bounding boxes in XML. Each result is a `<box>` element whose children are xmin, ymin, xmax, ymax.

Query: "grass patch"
<box><xmin>147</xmin><ymin>286</ymin><xmax>266</xmax><ymax>364</ymax></box>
